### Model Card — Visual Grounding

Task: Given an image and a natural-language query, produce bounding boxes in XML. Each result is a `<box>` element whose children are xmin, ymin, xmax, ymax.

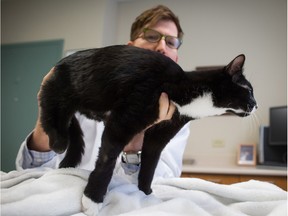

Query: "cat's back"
<box><xmin>54</xmin><ymin>45</ymin><xmax>185</xmax><ymax>91</ymax></box>
<box><xmin>65</xmin><ymin>45</ymin><xmax>182</xmax><ymax>76</ymax></box>
<box><xmin>107</xmin><ymin>45</ymin><xmax>185</xmax><ymax>82</ymax></box>
<box><xmin>58</xmin><ymin>45</ymin><xmax>165</xmax><ymax>66</ymax></box>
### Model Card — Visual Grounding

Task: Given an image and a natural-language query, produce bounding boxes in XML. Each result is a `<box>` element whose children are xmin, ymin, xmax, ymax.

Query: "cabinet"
<box><xmin>181</xmin><ymin>172</ymin><xmax>287</xmax><ymax>191</ymax></box>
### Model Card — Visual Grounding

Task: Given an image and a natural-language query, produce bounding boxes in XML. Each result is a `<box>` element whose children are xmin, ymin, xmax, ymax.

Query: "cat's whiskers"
<box><xmin>246</xmin><ymin>109</ymin><xmax>261</xmax><ymax>139</ymax></box>
<box><xmin>238</xmin><ymin>105</ymin><xmax>260</xmax><ymax>140</ymax></box>
<box><xmin>245</xmin><ymin>104</ymin><xmax>251</xmax><ymax>117</ymax></box>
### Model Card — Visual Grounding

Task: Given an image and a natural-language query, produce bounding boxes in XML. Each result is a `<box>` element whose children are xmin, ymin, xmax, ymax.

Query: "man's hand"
<box><xmin>37</xmin><ymin>67</ymin><xmax>55</xmax><ymax>104</ymax></box>
<box><xmin>156</xmin><ymin>92</ymin><xmax>175</xmax><ymax>124</ymax></box>
<box><xmin>28</xmin><ymin>67</ymin><xmax>55</xmax><ymax>152</ymax></box>
<box><xmin>123</xmin><ymin>92</ymin><xmax>175</xmax><ymax>152</ymax></box>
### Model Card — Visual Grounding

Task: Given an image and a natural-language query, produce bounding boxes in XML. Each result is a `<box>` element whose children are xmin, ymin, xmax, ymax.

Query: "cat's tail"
<box><xmin>59</xmin><ymin>116</ymin><xmax>85</xmax><ymax>168</ymax></box>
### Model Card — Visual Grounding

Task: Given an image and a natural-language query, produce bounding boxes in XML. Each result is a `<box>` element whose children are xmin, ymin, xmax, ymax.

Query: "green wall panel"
<box><xmin>1</xmin><ymin>39</ymin><xmax>64</xmax><ymax>172</ymax></box>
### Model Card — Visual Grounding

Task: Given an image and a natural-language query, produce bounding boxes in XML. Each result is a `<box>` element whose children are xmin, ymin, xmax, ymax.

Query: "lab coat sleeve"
<box><xmin>15</xmin><ymin>113</ymin><xmax>100</xmax><ymax>171</ymax></box>
<box><xmin>15</xmin><ymin>132</ymin><xmax>62</xmax><ymax>171</ymax></box>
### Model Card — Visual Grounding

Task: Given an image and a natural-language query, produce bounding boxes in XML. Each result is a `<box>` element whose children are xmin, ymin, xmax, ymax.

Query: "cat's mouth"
<box><xmin>225</xmin><ymin>104</ymin><xmax>257</xmax><ymax>117</ymax></box>
<box><xmin>225</xmin><ymin>109</ymin><xmax>251</xmax><ymax>117</ymax></box>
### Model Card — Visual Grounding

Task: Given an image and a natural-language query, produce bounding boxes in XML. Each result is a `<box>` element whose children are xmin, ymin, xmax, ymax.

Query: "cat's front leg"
<box><xmin>138</xmin><ymin>111</ymin><xmax>190</xmax><ymax>194</ymax></box>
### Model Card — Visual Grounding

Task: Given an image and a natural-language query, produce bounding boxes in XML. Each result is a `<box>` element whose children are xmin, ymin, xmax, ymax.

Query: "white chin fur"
<box><xmin>174</xmin><ymin>93</ymin><xmax>229</xmax><ymax>119</ymax></box>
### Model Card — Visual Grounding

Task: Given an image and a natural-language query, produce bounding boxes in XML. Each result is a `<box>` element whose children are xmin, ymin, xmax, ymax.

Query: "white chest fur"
<box><xmin>174</xmin><ymin>93</ymin><xmax>228</xmax><ymax>119</ymax></box>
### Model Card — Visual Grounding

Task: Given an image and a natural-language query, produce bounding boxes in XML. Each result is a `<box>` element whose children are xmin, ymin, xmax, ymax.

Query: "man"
<box><xmin>16</xmin><ymin>5</ymin><xmax>190</xmax><ymax>178</ymax></box>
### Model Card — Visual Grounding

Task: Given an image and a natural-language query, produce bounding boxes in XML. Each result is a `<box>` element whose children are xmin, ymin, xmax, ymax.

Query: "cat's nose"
<box><xmin>249</xmin><ymin>97</ymin><xmax>258</xmax><ymax>110</ymax></box>
<box><xmin>247</xmin><ymin>102</ymin><xmax>258</xmax><ymax>113</ymax></box>
<box><xmin>249</xmin><ymin>104</ymin><xmax>258</xmax><ymax>114</ymax></box>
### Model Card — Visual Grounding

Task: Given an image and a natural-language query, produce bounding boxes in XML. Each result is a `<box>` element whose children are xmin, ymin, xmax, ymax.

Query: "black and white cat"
<box><xmin>40</xmin><ymin>45</ymin><xmax>257</xmax><ymax>205</ymax></box>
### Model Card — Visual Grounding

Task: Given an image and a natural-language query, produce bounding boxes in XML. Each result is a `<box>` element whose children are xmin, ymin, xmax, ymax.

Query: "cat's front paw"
<box><xmin>82</xmin><ymin>194</ymin><xmax>102</xmax><ymax>216</ymax></box>
<box><xmin>138</xmin><ymin>184</ymin><xmax>153</xmax><ymax>195</ymax></box>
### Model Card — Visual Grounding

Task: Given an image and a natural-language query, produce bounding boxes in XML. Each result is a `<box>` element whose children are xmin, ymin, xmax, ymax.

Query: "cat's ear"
<box><xmin>225</xmin><ymin>54</ymin><xmax>245</xmax><ymax>76</ymax></box>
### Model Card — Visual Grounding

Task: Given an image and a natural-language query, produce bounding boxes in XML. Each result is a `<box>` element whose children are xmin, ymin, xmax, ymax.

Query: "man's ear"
<box><xmin>127</xmin><ymin>41</ymin><xmax>134</xmax><ymax>46</ymax></box>
<box><xmin>175</xmin><ymin>55</ymin><xmax>178</xmax><ymax>63</ymax></box>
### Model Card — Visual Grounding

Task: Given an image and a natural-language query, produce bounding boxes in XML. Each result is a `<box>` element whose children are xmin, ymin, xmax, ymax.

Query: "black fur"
<box><xmin>40</xmin><ymin>45</ymin><xmax>257</xmax><ymax>203</ymax></box>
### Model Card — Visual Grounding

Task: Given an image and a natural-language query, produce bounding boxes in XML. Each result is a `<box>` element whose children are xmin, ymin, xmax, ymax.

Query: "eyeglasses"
<box><xmin>140</xmin><ymin>28</ymin><xmax>182</xmax><ymax>49</ymax></box>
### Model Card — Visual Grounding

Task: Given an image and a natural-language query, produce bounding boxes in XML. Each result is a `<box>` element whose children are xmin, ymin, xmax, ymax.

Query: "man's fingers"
<box><xmin>156</xmin><ymin>92</ymin><xmax>175</xmax><ymax>125</ymax></box>
<box><xmin>166</xmin><ymin>101</ymin><xmax>176</xmax><ymax>119</ymax></box>
<box><xmin>43</xmin><ymin>67</ymin><xmax>55</xmax><ymax>84</ymax></box>
<box><xmin>37</xmin><ymin>67</ymin><xmax>55</xmax><ymax>107</ymax></box>
<box><xmin>158</xmin><ymin>92</ymin><xmax>170</xmax><ymax>121</ymax></box>
<box><xmin>38</xmin><ymin>67</ymin><xmax>55</xmax><ymax>98</ymax></box>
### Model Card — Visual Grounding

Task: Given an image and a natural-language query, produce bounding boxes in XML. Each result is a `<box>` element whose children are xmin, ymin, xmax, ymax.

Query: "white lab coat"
<box><xmin>16</xmin><ymin>113</ymin><xmax>190</xmax><ymax>178</ymax></box>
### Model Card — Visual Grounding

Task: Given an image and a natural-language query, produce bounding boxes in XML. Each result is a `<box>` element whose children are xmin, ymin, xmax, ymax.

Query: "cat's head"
<box><xmin>212</xmin><ymin>54</ymin><xmax>258</xmax><ymax>117</ymax></box>
<box><xmin>176</xmin><ymin>54</ymin><xmax>257</xmax><ymax>119</ymax></box>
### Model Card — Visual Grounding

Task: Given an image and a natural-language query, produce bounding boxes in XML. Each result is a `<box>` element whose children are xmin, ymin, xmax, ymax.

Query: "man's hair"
<box><xmin>130</xmin><ymin>5</ymin><xmax>184</xmax><ymax>42</ymax></box>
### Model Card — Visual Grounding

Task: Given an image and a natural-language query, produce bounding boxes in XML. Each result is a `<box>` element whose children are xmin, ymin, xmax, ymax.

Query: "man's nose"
<box><xmin>155</xmin><ymin>38</ymin><xmax>167</xmax><ymax>54</ymax></box>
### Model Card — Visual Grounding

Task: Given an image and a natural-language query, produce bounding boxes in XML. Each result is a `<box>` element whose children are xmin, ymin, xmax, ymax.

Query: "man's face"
<box><xmin>128</xmin><ymin>20</ymin><xmax>179</xmax><ymax>63</ymax></box>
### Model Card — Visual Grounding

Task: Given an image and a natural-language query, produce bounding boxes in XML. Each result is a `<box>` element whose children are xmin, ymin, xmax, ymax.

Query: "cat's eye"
<box><xmin>246</xmin><ymin>87</ymin><xmax>253</xmax><ymax>95</ymax></box>
<box><xmin>140</xmin><ymin>28</ymin><xmax>182</xmax><ymax>49</ymax></box>
<box><xmin>238</xmin><ymin>83</ymin><xmax>252</xmax><ymax>92</ymax></box>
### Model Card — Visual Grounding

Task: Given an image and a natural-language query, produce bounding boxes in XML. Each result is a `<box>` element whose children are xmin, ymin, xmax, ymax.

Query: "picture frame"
<box><xmin>237</xmin><ymin>144</ymin><xmax>256</xmax><ymax>166</ymax></box>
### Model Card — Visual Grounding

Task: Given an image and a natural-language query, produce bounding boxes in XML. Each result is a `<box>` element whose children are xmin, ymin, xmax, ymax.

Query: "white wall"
<box><xmin>2</xmin><ymin>0</ymin><xmax>287</xmax><ymax>166</ymax></box>
<box><xmin>115</xmin><ymin>0</ymin><xmax>287</xmax><ymax>165</ymax></box>
<box><xmin>2</xmin><ymin>0</ymin><xmax>109</xmax><ymax>49</ymax></box>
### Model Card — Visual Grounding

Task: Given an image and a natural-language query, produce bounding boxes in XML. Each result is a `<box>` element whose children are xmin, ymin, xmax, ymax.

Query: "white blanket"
<box><xmin>1</xmin><ymin>168</ymin><xmax>287</xmax><ymax>216</ymax></box>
